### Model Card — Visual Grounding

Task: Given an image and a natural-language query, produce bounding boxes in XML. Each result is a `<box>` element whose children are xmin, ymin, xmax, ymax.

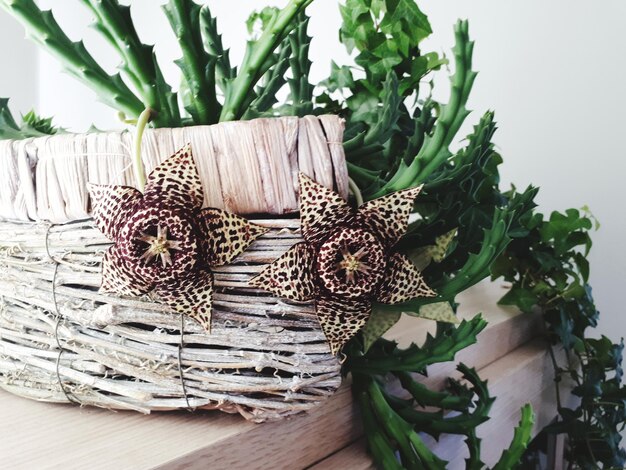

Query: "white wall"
<box><xmin>421</xmin><ymin>0</ymin><xmax>626</xmax><ymax>342</ymax></box>
<box><xmin>0</xmin><ymin>9</ymin><xmax>38</xmax><ymax>115</ymax></box>
<box><xmin>3</xmin><ymin>1</ymin><xmax>625</xmax><ymax>342</ymax></box>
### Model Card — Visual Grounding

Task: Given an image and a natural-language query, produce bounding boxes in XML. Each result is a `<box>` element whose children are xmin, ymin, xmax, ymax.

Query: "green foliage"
<box><xmin>322</xmin><ymin>0</ymin><xmax>447</xmax><ymax>185</ymax></box>
<box><xmin>0</xmin><ymin>0</ymin><xmax>311</xmax><ymax>128</ymax></box>
<box><xmin>199</xmin><ymin>5</ymin><xmax>235</xmax><ymax>94</ymax></box>
<box><xmin>493</xmin><ymin>208</ymin><xmax>626</xmax><ymax>467</ymax></box>
<box><xmin>79</xmin><ymin>0</ymin><xmax>180</xmax><ymax>126</ymax></box>
<box><xmin>347</xmin><ymin>315</ymin><xmax>488</xmax><ymax>374</ymax></box>
<box><xmin>0</xmin><ymin>98</ymin><xmax>59</xmax><ymax>139</ymax></box>
<box><xmin>1</xmin><ymin>1</ymin><xmax>623</xmax><ymax>467</ymax></box>
<box><xmin>338</xmin><ymin>0</ymin><xmax>445</xmax><ymax>99</ymax></box>
<box><xmin>219</xmin><ymin>0</ymin><xmax>312</xmax><ymax>121</ymax></box>
<box><xmin>285</xmin><ymin>12</ymin><xmax>314</xmax><ymax>116</ymax></box>
<box><xmin>351</xmin><ymin>340</ymin><xmax>532</xmax><ymax>469</ymax></box>
<box><xmin>492</xmin><ymin>404</ymin><xmax>535</xmax><ymax>470</ymax></box>
<box><xmin>163</xmin><ymin>0</ymin><xmax>219</xmax><ymax>124</ymax></box>
<box><xmin>0</xmin><ymin>0</ymin><xmax>144</xmax><ymax>120</ymax></box>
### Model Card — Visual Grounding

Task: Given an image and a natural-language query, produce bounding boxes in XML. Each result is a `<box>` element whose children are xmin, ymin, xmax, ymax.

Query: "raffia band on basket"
<box><xmin>0</xmin><ymin>115</ymin><xmax>347</xmax><ymax>422</ymax></box>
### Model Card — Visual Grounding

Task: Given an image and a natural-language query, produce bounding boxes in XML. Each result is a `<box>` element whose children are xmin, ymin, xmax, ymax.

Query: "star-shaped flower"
<box><xmin>88</xmin><ymin>144</ymin><xmax>268</xmax><ymax>332</ymax></box>
<box><xmin>250</xmin><ymin>174</ymin><xmax>436</xmax><ymax>355</ymax></box>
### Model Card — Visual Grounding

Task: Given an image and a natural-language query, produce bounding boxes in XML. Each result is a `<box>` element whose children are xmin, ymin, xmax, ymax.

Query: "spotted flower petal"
<box><xmin>377</xmin><ymin>253</ymin><xmax>436</xmax><ymax>304</ymax></box>
<box><xmin>100</xmin><ymin>245</ymin><xmax>153</xmax><ymax>296</ymax></box>
<box><xmin>316</xmin><ymin>295</ymin><xmax>372</xmax><ymax>355</ymax></box>
<box><xmin>253</xmin><ymin>175</ymin><xmax>437</xmax><ymax>355</ymax></box>
<box><xmin>200</xmin><ymin>208</ymin><xmax>269</xmax><ymax>267</ymax></box>
<box><xmin>299</xmin><ymin>173</ymin><xmax>352</xmax><ymax>245</ymax></box>
<box><xmin>249</xmin><ymin>243</ymin><xmax>316</xmax><ymax>301</ymax></box>
<box><xmin>89</xmin><ymin>144</ymin><xmax>267</xmax><ymax>335</ymax></box>
<box><xmin>156</xmin><ymin>269</ymin><xmax>214</xmax><ymax>332</ymax></box>
<box><xmin>88</xmin><ymin>184</ymin><xmax>142</xmax><ymax>241</ymax></box>
<box><xmin>357</xmin><ymin>185</ymin><xmax>422</xmax><ymax>248</ymax></box>
<box><xmin>143</xmin><ymin>144</ymin><xmax>204</xmax><ymax>210</ymax></box>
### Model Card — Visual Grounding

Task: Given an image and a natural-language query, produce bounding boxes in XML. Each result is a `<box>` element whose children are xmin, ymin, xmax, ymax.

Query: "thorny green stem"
<box><xmin>373</xmin><ymin>20</ymin><xmax>476</xmax><ymax>196</ymax></box>
<box><xmin>219</xmin><ymin>0</ymin><xmax>313</xmax><ymax>121</ymax></box>
<box><xmin>0</xmin><ymin>0</ymin><xmax>144</xmax><ymax>119</ymax></box>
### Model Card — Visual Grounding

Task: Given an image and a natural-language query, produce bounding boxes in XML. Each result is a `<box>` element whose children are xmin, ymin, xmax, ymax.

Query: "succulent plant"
<box><xmin>1</xmin><ymin>1</ymin><xmax>623</xmax><ymax>468</ymax></box>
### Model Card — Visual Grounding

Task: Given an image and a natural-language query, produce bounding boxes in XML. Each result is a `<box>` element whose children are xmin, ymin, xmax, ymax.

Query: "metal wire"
<box><xmin>46</xmin><ymin>224</ymin><xmax>80</xmax><ymax>405</ymax></box>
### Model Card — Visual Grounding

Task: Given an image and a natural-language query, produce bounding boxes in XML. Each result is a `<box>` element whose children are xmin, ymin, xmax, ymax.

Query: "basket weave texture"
<box><xmin>0</xmin><ymin>115</ymin><xmax>347</xmax><ymax>421</ymax></box>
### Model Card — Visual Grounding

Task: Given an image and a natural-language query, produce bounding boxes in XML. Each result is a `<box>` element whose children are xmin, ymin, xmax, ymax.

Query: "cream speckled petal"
<box><xmin>156</xmin><ymin>269</ymin><xmax>214</xmax><ymax>333</ymax></box>
<box><xmin>316</xmin><ymin>294</ymin><xmax>372</xmax><ymax>355</ymax></box>
<box><xmin>88</xmin><ymin>184</ymin><xmax>142</xmax><ymax>241</ymax></box>
<box><xmin>299</xmin><ymin>173</ymin><xmax>352</xmax><ymax>245</ymax></box>
<box><xmin>143</xmin><ymin>144</ymin><xmax>204</xmax><ymax>211</ymax></box>
<box><xmin>376</xmin><ymin>252</ymin><xmax>436</xmax><ymax>304</ymax></box>
<box><xmin>100</xmin><ymin>245</ymin><xmax>153</xmax><ymax>297</ymax></box>
<box><xmin>357</xmin><ymin>185</ymin><xmax>422</xmax><ymax>248</ymax></box>
<box><xmin>199</xmin><ymin>208</ymin><xmax>268</xmax><ymax>267</ymax></box>
<box><xmin>249</xmin><ymin>243</ymin><xmax>316</xmax><ymax>302</ymax></box>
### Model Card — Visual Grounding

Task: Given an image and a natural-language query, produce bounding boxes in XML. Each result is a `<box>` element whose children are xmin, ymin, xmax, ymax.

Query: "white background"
<box><xmin>1</xmin><ymin>0</ymin><xmax>625</xmax><ymax>343</ymax></box>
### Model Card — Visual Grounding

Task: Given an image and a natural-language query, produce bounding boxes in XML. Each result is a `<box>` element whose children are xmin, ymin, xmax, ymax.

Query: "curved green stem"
<box><xmin>348</xmin><ymin>177</ymin><xmax>364</xmax><ymax>207</ymax></box>
<box><xmin>133</xmin><ymin>108</ymin><xmax>153</xmax><ymax>191</ymax></box>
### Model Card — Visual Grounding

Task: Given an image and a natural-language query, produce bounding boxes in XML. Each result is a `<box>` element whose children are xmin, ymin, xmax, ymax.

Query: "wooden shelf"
<box><xmin>0</xmin><ymin>281</ymin><xmax>551</xmax><ymax>469</ymax></box>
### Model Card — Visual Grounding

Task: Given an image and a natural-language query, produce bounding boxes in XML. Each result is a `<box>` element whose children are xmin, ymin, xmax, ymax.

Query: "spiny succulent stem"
<box><xmin>219</xmin><ymin>0</ymin><xmax>313</xmax><ymax>121</ymax></box>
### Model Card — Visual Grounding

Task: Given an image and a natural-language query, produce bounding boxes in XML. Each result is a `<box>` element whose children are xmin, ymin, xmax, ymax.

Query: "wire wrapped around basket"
<box><xmin>0</xmin><ymin>115</ymin><xmax>348</xmax><ymax>421</ymax></box>
<box><xmin>0</xmin><ymin>218</ymin><xmax>341</xmax><ymax>421</ymax></box>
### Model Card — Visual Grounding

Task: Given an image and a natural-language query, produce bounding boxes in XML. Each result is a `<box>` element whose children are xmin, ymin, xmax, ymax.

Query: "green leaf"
<box><xmin>0</xmin><ymin>98</ymin><xmax>22</xmax><ymax>139</ymax></box>
<box><xmin>21</xmin><ymin>110</ymin><xmax>59</xmax><ymax>135</ymax></box>
<box><xmin>498</xmin><ymin>286</ymin><xmax>538</xmax><ymax>313</ymax></box>
<box><xmin>199</xmin><ymin>5</ymin><xmax>236</xmax><ymax>93</ymax></box>
<box><xmin>220</xmin><ymin>0</ymin><xmax>313</xmax><ymax>121</ymax></box>
<box><xmin>320</xmin><ymin>61</ymin><xmax>355</xmax><ymax>92</ymax></box>
<box><xmin>411</xmin><ymin>302</ymin><xmax>459</xmax><ymax>323</ymax></box>
<box><xmin>539</xmin><ymin>209</ymin><xmax>593</xmax><ymax>255</ymax></box>
<box><xmin>246</xmin><ymin>6</ymin><xmax>278</xmax><ymax>36</ymax></box>
<box><xmin>0</xmin><ymin>99</ymin><xmax>60</xmax><ymax>139</ymax></box>
<box><xmin>373</xmin><ymin>19</ymin><xmax>478</xmax><ymax>195</ymax></box>
<box><xmin>348</xmin><ymin>314</ymin><xmax>488</xmax><ymax>374</ymax></box>
<box><xmin>79</xmin><ymin>0</ymin><xmax>179</xmax><ymax>126</ymax></box>
<box><xmin>362</xmin><ymin>309</ymin><xmax>402</xmax><ymax>352</ymax></box>
<box><xmin>285</xmin><ymin>11</ymin><xmax>314</xmax><ymax>116</ymax></box>
<box><xmin>380</xmin><ymin>0</ymin><xmax>432</xmax><ymax>45</ymax></box>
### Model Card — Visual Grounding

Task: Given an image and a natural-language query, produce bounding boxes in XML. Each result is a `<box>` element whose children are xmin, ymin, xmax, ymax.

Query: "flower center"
<box><xmin>336</xmin><ymin>246</ymin><xmax>371</xmax><ymax>284</ymax></box>
<box><xmin>119</xmin><ymin>207</ymin><xmax>199</xmax><ymax>281</ymax></box>
<box><xmin>138</xmin><ymin>224</ymin><xmax>183</xmax><ymax>267</ymax></box>
<box><xmin>316</xmin><ymin>227</ymin><xmax>386</xmax><ymax>298</ymax></box>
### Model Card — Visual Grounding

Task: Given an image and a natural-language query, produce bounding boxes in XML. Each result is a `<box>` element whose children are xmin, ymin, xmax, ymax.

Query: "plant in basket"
<box><xmin>0</xmin><ymin>0</ymin><xmax>624</xmax><ymax>469</ymax></box>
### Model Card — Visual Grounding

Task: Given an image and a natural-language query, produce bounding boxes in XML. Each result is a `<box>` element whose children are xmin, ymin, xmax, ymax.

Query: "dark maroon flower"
<box><xmin>251</xmin><ymin>173</ymin><xmax>436</xmax><ymax>355</ymax></box>
<box><xmin>89</xmin><ymin>145</ymin><xmax>267</xmax><ymax>332</ymax></box>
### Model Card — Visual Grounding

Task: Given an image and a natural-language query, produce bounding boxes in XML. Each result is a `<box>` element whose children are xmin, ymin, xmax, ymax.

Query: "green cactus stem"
<box><xmin>219</xmin><ymin>0</ymin><xmax>313</xmax><ymax>122</ymax></box>
<box><xmin>0</xmin><ymin>0</ymin><xmax>144</xmax><ymax>120</ymax></box>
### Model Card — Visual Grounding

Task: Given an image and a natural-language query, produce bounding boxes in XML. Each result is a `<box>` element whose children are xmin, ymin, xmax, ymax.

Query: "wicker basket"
<box><xmin>0</xmin><ymin>115</ymin><xmax>347</xmax><ymax>422</ymax></box>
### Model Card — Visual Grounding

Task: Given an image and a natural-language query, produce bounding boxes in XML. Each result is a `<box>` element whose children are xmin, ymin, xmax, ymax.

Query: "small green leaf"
<box><xmin>410</xmin><ymin>302</ymin><xmax>459</xmax><ymax>323</ymax></box>
<box><xmin>498</xmin><ymin>286</ymin><xmax>538</xmax><ymax>313</ymax></box>
<box><xmin>320</xmin><ymin>61</ymin><xmax>355</xmax><ymax>92</ymax></box>
<box><xmin>362</xmin><ymin>309</ymin><xmax>401</xmax><ymax>352</ymax></box>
